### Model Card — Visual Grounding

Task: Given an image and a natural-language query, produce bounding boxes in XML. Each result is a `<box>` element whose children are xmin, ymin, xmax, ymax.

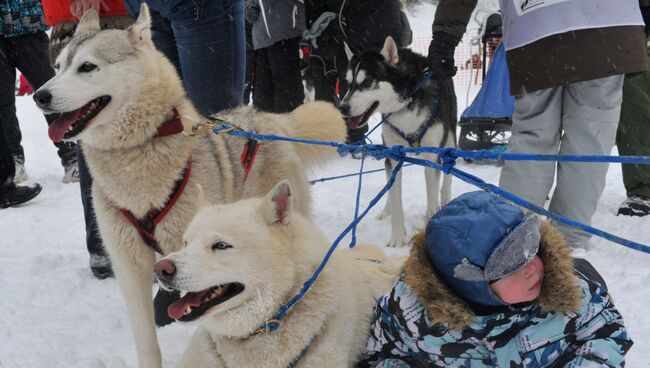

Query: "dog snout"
<box><xmin>154</xmin><ymin>259</ymin><xmax>176</xmax><ymax>283</ymax></box>
<box><xmin>33</xmin><ymin>89</ymin><xmax>52</xmax><ymax>108</ymax></box>
<box><xmin>339</xmin><ymin>103</ymin><xmax>351</xmax><ymax>116</ymax></box>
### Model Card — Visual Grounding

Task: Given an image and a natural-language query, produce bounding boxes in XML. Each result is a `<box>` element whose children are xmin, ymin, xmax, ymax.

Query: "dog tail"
<box><xmin>283</xmin><ymin>101</ymin><xmax>347</xmax><ymax>167</ymax></box>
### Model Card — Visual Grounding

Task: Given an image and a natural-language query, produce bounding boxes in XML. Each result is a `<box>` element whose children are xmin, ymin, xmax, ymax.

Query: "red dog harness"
<box><xmin>117</xmin><ymin>111</ymin><xmax>190</xmax><ymax>255</ymax></box>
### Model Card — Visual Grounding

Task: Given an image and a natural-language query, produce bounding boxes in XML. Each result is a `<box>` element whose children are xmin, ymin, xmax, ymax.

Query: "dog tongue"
<box><xmin>48</xmin><ymin>108</ymin><xmax>84</xmax><ymax>142</ymax></box>
<box><xmin>167</xmin><ymin>290</ymin><xmax>209</xmax><ymax>320</ymax></box>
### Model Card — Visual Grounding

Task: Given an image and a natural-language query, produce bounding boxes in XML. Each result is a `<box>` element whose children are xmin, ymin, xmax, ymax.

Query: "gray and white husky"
<box><xmin>339</xmin><ymin>36</ymin><xmax>457</xmax><ymax>247</ymax></box>
<box><xmin>33</xmin><ymin>5</ymin><xmax>346</xmax><ymax>367</ymax></box>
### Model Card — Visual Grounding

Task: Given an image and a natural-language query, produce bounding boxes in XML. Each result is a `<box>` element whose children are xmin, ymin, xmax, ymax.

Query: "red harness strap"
<box><xmin>116</xmin><ymin>110</ymin><xmax>191</xmax><ymax>254</ymax></box>
<box><xmin>118</xmin><ymin>157</ymin><xmax>192</xmax><ymax>255</ymax></box>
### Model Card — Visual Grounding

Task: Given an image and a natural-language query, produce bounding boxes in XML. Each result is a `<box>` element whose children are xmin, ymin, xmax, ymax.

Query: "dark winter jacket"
<box><xmin>1</xmin><ymin>0</ymin><xmax>48</xmax><ymax>37</ymax></box>
<box><xmin>433</xmin><ymin>0</ymin><xmax>650</xmax><ymax>94</ymax></box>
<box><xmin>246</xmin><ymin>0</ymin><xmax>305</xmax><ymax>50</ymax></box>
<box><xmin>305</xmin><ymin>0</ymin><xmax>408</xmax><ymax>57</ymax></box>
<box><xmin>357</xmin><ymin>223</ymin><xmax>633</xmax><ymax>367</ymax></box>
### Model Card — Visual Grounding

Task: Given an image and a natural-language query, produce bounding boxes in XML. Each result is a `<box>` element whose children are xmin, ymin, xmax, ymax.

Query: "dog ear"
<box><xmin>261</xmin><ymin>180</ymin><xmax>293</xmax><ymax>225</ymax></box>
<box><xmin>195</xmin><ymin>184</ymin><xmax>211</xmax><ymax>209</ymax></box>
<box><xmin>74</xmin><ymin>9</ymin><xmax>101</xmax><ymax>35</ymax></box>
<box><xmin>127</xmin><ymin>3</ymin><xmax>153</xmax><ymax>46</ymax></box>
<box><xmin>344</xmin><ymin>41</ymin><xmax>354</xmax><ymax>62</ymax></box>
<box><xmin>380</xmin><ymin>36</ymin><xmax>399</xmax><ymax>65</ymax></box>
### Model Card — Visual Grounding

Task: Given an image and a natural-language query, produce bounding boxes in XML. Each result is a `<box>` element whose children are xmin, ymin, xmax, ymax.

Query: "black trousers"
<box><xmin>0</xmin><ymin>32</ymin><xmax>76</xmax><ymax>165</ymax></box>
<box><xmin>253</xmin><ymin>37</ymin><xmax>305</xmax><ymax>113</ymax></box>
<box><xmin>77</xmin><ymin>145</ymin><xmax>107</xmax><ymax>258</ymax></box>
<box><xmin>0</xmin><ymin>112</ymin><xmax>15</xmax><ymax>190</ymax></box>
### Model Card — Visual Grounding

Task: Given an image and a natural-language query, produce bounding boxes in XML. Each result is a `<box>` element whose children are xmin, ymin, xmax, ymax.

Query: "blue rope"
<box><xmin>350</xmin><ymin>152</ymin><xmax>366</xmax><ymax>247</ymax></box>
<box><xmin>402</xmin><ymin>155</ymin><xmax>650</xmax><ymax>254</ymax></box>
<box><xmin>214</xmin><ymin>121</ymin><xmax>650</xmax><ymax>335</ymax></box>
<box><xmin>309</xmin><ymin>163</ymin><xmax>415</xmax><ymax>185</ymax></box>
<box><xmin>257</xmin><ymin>158</ymin><xmax>406</xmax><ymax>332</ymax></box>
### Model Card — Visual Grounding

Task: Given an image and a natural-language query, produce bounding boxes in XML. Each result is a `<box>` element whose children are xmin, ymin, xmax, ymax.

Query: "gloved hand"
<box><xmin>428</xmin><ymin>31</ymin><xmax>460</xmax><ymax>79</ymax></box>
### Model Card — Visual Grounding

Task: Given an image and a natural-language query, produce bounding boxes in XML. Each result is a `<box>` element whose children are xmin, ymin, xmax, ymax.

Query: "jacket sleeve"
<box><xmin>356</xmin><ymin>284</ymin><xmax>417</xmax><ymax>368</ymax></box>
<box><xmin>560</xmin><ymin>279</ymin><xmax>633</xmax><ymax>367</ymax></box>
<box><xmin>431</xmin><ymin>0</ymin><xmax>478</xmax><ymax>42</ymax></box>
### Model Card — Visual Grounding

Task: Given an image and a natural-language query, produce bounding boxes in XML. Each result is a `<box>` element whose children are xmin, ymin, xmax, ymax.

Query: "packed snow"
<box><xmin>1</xmin><ymin>3</ymin><xmax>649</xmax><ymax>367</ymax></box>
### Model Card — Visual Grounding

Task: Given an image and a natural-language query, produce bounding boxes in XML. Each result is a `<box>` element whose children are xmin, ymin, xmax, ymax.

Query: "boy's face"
<box><xmin>490</xmin><ymin>256</ymin><xmax>544</xmax><ymax>304</ymax></box>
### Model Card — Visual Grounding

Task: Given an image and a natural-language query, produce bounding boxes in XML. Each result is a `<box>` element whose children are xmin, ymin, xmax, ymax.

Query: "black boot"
<box><xmin>0</xmin><ymin>183</ymin><xmax>42</xmax><ymax>208</ymax></box>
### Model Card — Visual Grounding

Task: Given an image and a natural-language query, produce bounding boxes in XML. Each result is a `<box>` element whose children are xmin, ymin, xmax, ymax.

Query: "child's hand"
<box><xmin>69</xmin><ymin>0</ymin><xmax>109</xmax><ymax>19</ymax></box>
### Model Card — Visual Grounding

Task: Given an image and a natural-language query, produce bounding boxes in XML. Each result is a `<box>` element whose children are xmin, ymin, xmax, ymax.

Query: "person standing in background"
<box><xmin>617</xmin><ymin>2</ymin><xmax>650</xmax><ymax>217</ymax></box>
<box><xmin>428</xmin><ymin>0</ymin><xmax>650</xmax><ymax>249</ymax></box>
<box><xmin>0</xmin><ymin>0</ymin><xmax>78</xmax><ymax>184</ymax></box>
<box><xmin>303</xmin><ymin>0</ymin><xmax>410</xmax><ymax>143</ymax></box>
<box><xmin>246</xmin><ymin>0</ymin><xmax>305</xmax><ymax>113</ymax></box>
<box><xmin>124</xmin><ymin>0</ymin><xmax>246</xmax><ymax>116</ymax></box>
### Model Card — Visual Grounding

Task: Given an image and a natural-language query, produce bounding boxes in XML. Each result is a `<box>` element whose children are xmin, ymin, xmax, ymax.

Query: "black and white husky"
<box><xmin>339</xmin><ymin>36</ymin><xmax>457</xmax><ymax>247</ymax></box>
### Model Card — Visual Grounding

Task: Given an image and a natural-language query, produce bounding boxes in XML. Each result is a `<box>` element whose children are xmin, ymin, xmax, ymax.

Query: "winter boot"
<box><xmin>62</xmin><ymin>160</ymin><xmax>80</xmax><ymax>183</ymax></box>
<box><xmin>13</xmin><ymin>155</ymin><xmax>28</xmax><ymax>183</ymax></box>
<box><xmin>55</xmin><ymin>141</ymin><xmax>80</xmax><ymax>183</ymax></box>
<box><xmin>617</xmin><ymin>195</ymin><xmax>650</xmax><ymax>217</ymax></box>
<box><xmin>0</xmin><ymin>182</ymin><xmax>42</xmax><ymax>208</ymax></box>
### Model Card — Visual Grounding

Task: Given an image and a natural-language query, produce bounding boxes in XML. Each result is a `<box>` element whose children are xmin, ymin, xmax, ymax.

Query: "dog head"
<box><xmin>34</xmin><ymin>4</ymin><xmax>185</xmax><ymax>149</ymax></box>
<box><xmin>153</xmin><ymin>181</ymin><xmax>309</xmax><ymax>336</ymax></box>
<box><xmin>339</xmin><ymin>36</ymin><xmax>413</xmax><ymax>131</ymax></box>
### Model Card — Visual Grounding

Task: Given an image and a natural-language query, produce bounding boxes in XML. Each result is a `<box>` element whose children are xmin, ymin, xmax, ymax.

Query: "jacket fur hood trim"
<box><xmin>403</xmin><ymin>221</ymin><xmax>582</xmax><ymax>330</ymax></box>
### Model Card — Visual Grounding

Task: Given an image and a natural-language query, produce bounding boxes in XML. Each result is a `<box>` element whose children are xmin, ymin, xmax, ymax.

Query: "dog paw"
<box><xmin>387</xmin><ymin>237</ymin><xmax>408</xmax><ymax>248</ymax></box>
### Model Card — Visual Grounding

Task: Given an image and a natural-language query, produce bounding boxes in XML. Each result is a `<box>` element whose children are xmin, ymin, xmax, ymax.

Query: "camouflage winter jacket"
<box><xmin>1</xmin><ymin>0</ymin><xmax>48</xmax><ymax>37</ymax></box>
<box><xmin>358</xmin><ymin>224</ymin><xmax>633</xmax><ymax>368</ymax></box>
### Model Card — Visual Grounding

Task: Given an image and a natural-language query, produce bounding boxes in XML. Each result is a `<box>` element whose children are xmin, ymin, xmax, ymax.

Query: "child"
<box><xmin>358</xmin><ymin>191</ymin><xmax>632</xmax><ymax>367</ymax></box>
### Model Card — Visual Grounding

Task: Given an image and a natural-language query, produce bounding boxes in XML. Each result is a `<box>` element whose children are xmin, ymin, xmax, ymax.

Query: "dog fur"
<box><xmin>339</xmin><ymin>36</ymin><xmax>457</xmax><ymax>247</ymax></box>
<box><xmin>35</xmin><ymin>6</ymin><xmax>346</xmax><ymax>367</ymax></box>
<box><xmin>153</xmin><ymin>181</ymin><xmax>403</xmax><ymax>367</ymax></box>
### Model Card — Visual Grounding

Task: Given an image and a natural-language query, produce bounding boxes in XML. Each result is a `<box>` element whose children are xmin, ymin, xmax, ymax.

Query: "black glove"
<box><xmin>428</xmin><ymin>31</ymin><xmax>460</xmax><ymax>79</ymax></box>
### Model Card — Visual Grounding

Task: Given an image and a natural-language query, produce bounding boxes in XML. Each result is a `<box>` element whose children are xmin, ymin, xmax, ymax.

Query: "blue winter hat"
<box><xmin>425</xmin><ymin>191</ymin><xmax>541</xmax><ymax>306</ymax></box>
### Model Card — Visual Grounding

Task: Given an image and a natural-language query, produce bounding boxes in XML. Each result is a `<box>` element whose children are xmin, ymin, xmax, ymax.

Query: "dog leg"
<box><xmin>387</xmin><ymin>164</ymin><xmax>407</xmax><ymax>247</ymax></box>
<box><xmin>110</xmin><ymin>243</ymin><xmax>161</xmax><ymax>368</ymax></box>
<box><xmin>424</xmin><ymin>153</ymin><xmax>442</xmax><ymax>218</ymax></box>
<box><xmin>375</xmin><ymin>159</ymin><xmax>392</xmax><ymax>221</ymax></box>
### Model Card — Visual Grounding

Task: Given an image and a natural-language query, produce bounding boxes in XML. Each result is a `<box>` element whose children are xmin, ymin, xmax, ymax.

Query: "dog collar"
<box><xmin>154</xmin><ymin>109</ymin><xmax>185</xmax><ymax>137</ymax></box>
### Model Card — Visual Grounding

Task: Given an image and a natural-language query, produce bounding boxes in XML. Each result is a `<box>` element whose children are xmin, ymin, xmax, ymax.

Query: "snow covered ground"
<box><xmin>2</xmin><ymin>4</ymin><xmax>649</xmax><ymax>367</ymax></box>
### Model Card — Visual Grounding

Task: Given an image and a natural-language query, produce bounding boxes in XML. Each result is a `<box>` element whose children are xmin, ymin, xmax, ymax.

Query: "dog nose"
<box><xmin>154</xmin><ymin>259</ymin><xmax>176</xmax><ymax>283</ymax></box>
<box><xmin>33</xmin><ymin>89</ymin><xmax>52</xmax><ymax>107</ymax></box>
<box><xmin>340</xmin><ymin>104</ymin><xmax>350</xmax><ymax>115</ymax></box>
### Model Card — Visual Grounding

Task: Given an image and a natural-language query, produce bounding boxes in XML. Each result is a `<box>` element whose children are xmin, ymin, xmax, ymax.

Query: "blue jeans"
<box><xmin>126</xmin><ymin>0</ymin><xmax>245</xmax><ymax>115</ymax></box>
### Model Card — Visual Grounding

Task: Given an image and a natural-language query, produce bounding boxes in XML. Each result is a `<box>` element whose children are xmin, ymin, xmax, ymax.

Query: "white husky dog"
<box><xmin>154</xmin><ymin>181</ymin><xmax>402</xmax><ymax>368</ymax></box>
<box><xmin>33</xmin><ymin>5</ymin><xmax>346</xmax><ymax>367</ymax></box>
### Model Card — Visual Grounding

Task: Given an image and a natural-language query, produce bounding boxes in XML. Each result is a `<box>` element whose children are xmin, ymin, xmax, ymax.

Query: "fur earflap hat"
<box><xmin>425</xmin><ymin>191</ymin><xmax>541</xmax><ymax>306</ymax></box>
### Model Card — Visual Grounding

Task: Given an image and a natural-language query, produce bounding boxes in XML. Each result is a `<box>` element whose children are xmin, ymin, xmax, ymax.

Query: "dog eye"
<box><xmin>78</xmin><ymin>62</ymin><xmax>97</xmax><ymax>73</ymax></box>
<box><xmin>53</xmin><ymin>63</ymin><xmax>60</xmax><ymax>70</ymax></box>
<box><xmin>211</xmin><ymin>242</ymin><xmax>232</xmax><ymax>250</ymax></box>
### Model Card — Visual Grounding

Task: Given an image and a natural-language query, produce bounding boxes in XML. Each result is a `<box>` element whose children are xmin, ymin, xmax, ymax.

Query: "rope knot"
<box><xmin>438</xmin><ymin>147</ymin><xmax>458</xmax><ymax>174</ymax></box>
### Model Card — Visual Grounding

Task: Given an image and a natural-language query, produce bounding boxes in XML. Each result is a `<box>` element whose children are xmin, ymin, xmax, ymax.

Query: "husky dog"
<box><xmin>33</xmin><ymin>6</ymin><xmax>346</xmax><ymax>367</ymax></box>
<box><xmin>339</xmin><ymin>36</ymin><xmax>457</xmax><ymax>247</ymax></box>
<box><xmin>154</xmin><ymin>181</ymin><xmax>402</xmax><ymax>368</ymax></box>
